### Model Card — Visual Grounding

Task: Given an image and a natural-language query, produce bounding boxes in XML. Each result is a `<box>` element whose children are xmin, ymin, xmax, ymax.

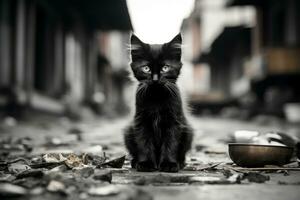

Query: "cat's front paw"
<box><xmin>136</xmin><ymin>161</ymin><xmax>157</xmax><ymax>172</ymax></box>
<box><xmin>159</xmin><ymin>161</ymin><xmax>179</xmax><ymax>172</ymax></box>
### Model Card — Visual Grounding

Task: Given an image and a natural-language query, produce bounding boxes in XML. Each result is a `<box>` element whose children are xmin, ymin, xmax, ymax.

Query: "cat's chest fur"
<box><xmin>136</xmin><ymin>86</ymin><xmax>181</xmax><ymax>137</ymax></box>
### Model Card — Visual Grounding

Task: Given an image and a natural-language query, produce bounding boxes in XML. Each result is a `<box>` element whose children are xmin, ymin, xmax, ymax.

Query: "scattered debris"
<box><xmin>65</xmin><ymin>154</ymin><xmax>85</xmax><ymax>168</ymax></box>
<box><xmin>90</xmin><ymin>154</ymin><xmax>107</xmax><ymax>166</ymax></box>
<box><xmin>93</xmin><ymin>170</ymin><xmax>112</xmax><ymax>183</ymax></box>
<box><xmin>30</xmin><ymin>162</ymin><xmax>62</xmax><ymax>169</ymax></box>
<box><xmin>99</xmin><ymin>155</ymin><xmax>125</xmax><ymax>168</ymax></box>
<box><xmin>88</xmin><ymin>185</ymin><xmax>120</xmax><ymax>196</ymax></box>
<box><xmin>0</xmin><ymin>116</ymin><xmax>299</xmax><ymax>199</ymax></box>
<box><xmin>16</xmin><ymin>169</ymin><xmax>44</xmax><ymax>179</ymax></box>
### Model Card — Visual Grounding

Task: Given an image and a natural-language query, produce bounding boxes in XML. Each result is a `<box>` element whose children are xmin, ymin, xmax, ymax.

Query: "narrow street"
<box><xmin>1</xmin><ymin>0</ymin><xmax>300</xmax><ymax>199</ymax></box>
<box><xmin>1</xmin><ymin>114</ymin><xmax>299</xmax><ymax>199</ymax></box>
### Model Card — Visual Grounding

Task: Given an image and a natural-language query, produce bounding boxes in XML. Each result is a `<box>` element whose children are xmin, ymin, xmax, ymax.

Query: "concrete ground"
<box><xmin>0</xmin><ymin>114</ymin><xmax>300</xmax><ymax>199</ymax></box>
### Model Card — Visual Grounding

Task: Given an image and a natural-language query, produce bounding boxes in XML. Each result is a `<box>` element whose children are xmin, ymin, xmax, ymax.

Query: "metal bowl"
<box><xmin>228</xmin><ymin>143</ymin><xmax>294</xmax><ymax>167</ymax></box>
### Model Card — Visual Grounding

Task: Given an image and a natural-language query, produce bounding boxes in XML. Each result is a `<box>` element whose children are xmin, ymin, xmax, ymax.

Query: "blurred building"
<box><xmin>227</xmin><ymin>0</ymin><xmax>300</xmax><ymax>116</ymax></box>
<box><xmin>184</xmin><ymin>0</ymin><xmax>300</xmax><ymax>116</ymax></box>
<box><xmin>182</xmin><ymin>0</ymin><xmax>254</xmax><ymax>114</ymax></box>
<box><xmin>196</xmin><ymin>26</ymin><xmax>251</xmax><ymax>97</ymax></box>
<box><xmin>0</xmin><ymin>0</ymin><xmax>132</xmax><ymax>118</ymax></box>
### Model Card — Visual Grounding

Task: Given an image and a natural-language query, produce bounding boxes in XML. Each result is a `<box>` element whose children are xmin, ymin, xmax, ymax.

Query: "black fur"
<box><xmin>124</xmin><ymin>33</ymin><xmax>193</xmax><ymax>172</ymax></box>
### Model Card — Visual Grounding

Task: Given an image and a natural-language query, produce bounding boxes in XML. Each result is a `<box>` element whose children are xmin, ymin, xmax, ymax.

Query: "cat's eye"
<box><xmin>161</xmin><ymin>65</ymin><xmax>170</xmax><ymax>73</ymax></box>
<box><xmin>141</xmin><ymin>66</ymin><xmax>151</xmax><ymax>73</ymax></box>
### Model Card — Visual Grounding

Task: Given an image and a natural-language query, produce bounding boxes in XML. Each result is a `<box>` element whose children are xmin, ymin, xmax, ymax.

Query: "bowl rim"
<box><xmin>228</xmin><ymin>143</ymin><xmax>294</xmax><ymax>150</ymax></box>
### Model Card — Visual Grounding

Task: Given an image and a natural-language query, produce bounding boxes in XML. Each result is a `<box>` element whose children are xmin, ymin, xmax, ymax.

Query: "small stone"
<box><xmin>88</xmin><ymin>185</ymin><xmax>120</xmax><ymax>196</ymax></box>
<box><xmin>43</xmin><ymin>153</ymin><xmax>66</xmax><ymax>163</ymax></box>
<box><xmin>47</xmin><ymin>180</ymin><xmax>65</xmax><ymax>192</ymax></box>
<box><xmin>0</xmin><ymin>183</ymin><xmax>27</xmax><ymax>197</ymax></box>
<box><xmin>93</xmin><ymin>170</ymin><xmax>112</xmax><ymax>183</ymax></box>
<box><xmin>72</xmin><ymin>166</ymin><xmax>94</xmax><ymax>178</ymax></box>
<box><xmin>8</xmin><ymin>163</ymin><xmax>31</xmax><ymax>174</ymax></box>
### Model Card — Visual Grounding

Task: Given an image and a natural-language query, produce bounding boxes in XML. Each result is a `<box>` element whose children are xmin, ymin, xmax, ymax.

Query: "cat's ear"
<box><xmin>130</xmin><ymin>33</ymin><xmax>144</xmax><ymax>51</ymax></box>
<box><xmin>165</xmin><ymin>33</ymin><xmax>182</xmax><ymax>61</ymax></box>
<box><xmin>168</xmin><ymin>33</ymin><xmax>182</xmax><ymax>49</ymax></box>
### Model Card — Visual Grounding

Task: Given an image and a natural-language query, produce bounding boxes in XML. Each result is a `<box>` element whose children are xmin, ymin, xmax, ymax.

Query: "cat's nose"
<box><xmin>152</xmin><ymin>74</ymin><xmax>159</xmax><ymax>82</ymax></box>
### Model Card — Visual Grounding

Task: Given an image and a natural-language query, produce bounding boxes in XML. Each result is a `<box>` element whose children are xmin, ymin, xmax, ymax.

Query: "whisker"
<box><xmin>165</xmin><ymin>82</ymin><xmax>179</xmax><ymax>98</ymax></box>
<box><xmin>136</xmin><ymin>82</ymin><xmax>148</xmax><ymax>98</ymax></box>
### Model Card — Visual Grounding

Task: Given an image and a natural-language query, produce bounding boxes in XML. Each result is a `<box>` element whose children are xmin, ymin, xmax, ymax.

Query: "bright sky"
<box><xmin>126</xmin><ymin>0</ymin><xmax>195</xmax><ymax>44</ymax></box>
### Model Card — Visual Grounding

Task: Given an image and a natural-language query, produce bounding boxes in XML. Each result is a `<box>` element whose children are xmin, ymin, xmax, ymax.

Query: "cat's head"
<box><xmin>129</xmin><ymin>33</ymin><xmax>182</xmax><ymax>84</ymax></box>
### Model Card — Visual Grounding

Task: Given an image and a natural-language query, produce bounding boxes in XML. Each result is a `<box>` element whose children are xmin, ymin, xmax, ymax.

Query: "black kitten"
<box><xmin>124</xmin><ymin>33</ymin><xmax>193</xmax><ymax>172</ymax></box>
